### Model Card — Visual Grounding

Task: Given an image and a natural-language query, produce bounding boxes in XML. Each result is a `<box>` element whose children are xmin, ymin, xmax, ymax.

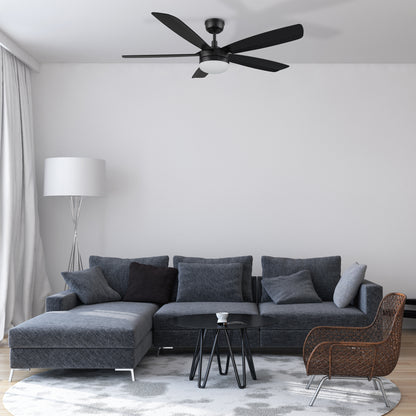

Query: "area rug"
<box><xmin>3</xmin><ymin>354</ymin><xmax>400</xmax><ymax>416</ymax></box>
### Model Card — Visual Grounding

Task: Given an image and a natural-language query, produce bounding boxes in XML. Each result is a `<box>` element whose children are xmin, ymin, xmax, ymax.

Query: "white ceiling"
<box><xmin>0</xmin><ymin>0</ymin><xmax>415</xmax><ymax>64</ymax></box>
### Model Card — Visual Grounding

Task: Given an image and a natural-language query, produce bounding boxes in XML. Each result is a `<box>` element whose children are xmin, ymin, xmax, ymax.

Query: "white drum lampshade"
<box><xmin>44</xmin><ymin>157</ymin><xmax>105</xmax><ymax>197</ymax></box>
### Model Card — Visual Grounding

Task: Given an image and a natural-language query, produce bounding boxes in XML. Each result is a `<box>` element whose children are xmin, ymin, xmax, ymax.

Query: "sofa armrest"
<box><xmin>356</xmin><ymin>279</ymin><xmax>383</xmax><ymax>320</ymax></box>
<box><xmin>46</xmin><ymin>290</ymin><xmax>80</xmax><ymax>311</ymax></box>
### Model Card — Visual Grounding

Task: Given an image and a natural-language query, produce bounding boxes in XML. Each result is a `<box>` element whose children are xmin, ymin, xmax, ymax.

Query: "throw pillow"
<box><xmin>173</xmin><ymin>255</ymin><xmax>253</xmax><ymax>302</ymax></box>
<box><xmin>62</xmin><ymin>266</ymin><xmax>121</xmax><ymax>305</ymax></box>
<box><xmin>123</xmin><ymin>262</ymin><xmax>178</xmax><ymax>304</ymax></box>
<box><xmin>176</xmin><ymin>262</ymin><xmax>244</xmax><ymax>302</ymax></box>
<box><xmin>333</xmin><ymin>262</ymin><xmax>367</xmax><ymax>308</ymax></box>
<box><xmin>261</xmin><ymin>256</ymin><xmax>341</xmax><ymax>302</ymax></box>
<box><xmin>261</xmin><ymin>270</ymin><xmax>322</xmax><ymax>304</ymax></box>
<box><xmin>89</xmin><ymin>255</ymin><xmax>169</xmax><ymax>297</ymax></box>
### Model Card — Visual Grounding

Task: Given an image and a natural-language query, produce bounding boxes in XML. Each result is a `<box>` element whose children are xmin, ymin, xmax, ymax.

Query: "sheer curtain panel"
<box><xmin>0</xmin><ymin>46</ymin><xmax>51</xmax><ymax>340</ymax></box>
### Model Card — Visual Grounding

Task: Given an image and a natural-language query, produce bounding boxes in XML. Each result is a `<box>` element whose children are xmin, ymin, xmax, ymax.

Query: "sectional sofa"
<box><xmin>8</xmin><ymin>254</ymin><xmax>382</xmax><ymax>381</ymax></box>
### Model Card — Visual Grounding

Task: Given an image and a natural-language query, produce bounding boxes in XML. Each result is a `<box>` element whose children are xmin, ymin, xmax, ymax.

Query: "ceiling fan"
<box><xmin>122</xmin><ymin>12</ymin><xmax>304</xmax><ymax>78</ymax></box>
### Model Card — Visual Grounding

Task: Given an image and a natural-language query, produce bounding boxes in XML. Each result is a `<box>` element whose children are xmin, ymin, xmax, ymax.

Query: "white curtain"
<box><xmin>0</xmin><ymin>46</ymin><xmax>52</xmax><ymax>340</ymax></box>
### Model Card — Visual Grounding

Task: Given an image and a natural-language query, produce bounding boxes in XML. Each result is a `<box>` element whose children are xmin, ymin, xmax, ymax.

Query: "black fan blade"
<box><xmin>229</xmin><ymin>54</ymin><xmax>289</xmax><ymax>72</ymax></box>
<box><xmin>122</xmin><ymin>53</ymin><xmax>198</xmax><ymax>58</ymax></box>
<box><xmin>224</xmin><ymin>24</ymin><xmax>304</xmax><ymax>54</ymax></box>
<box><xmin>192</xmin><ymin>68</ymin><xmax>208</xmax><ymax>78</ymax></box>
<box><xmin>152</xmin><ymin>12</ymin><xmax>210</xmax><ymax>50</ymax></box>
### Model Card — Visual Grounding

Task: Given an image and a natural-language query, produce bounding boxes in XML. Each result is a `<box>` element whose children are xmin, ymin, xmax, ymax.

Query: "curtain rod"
<box><xmin>0</xmin><ymin>29</ymin><xmax>40</xmax><ymax>72</ymax></box>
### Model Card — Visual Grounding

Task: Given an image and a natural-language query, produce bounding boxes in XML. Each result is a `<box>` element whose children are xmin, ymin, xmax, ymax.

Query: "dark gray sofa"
<box><xmin>8</xmin><ymin>254</ymin><xmax>383</xmax><ymax>380</ymax></box>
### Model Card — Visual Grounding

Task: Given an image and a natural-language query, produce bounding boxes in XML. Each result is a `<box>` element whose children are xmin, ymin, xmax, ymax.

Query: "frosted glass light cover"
<box><xmin>44</xmin><ymin>157</ymin><xmax>105</xmax><ymax>197</ymax></box>
<box><xmin>199</xmin><ymin>60</ymin><xmax>229</xmax><ymax>74</ymax></box>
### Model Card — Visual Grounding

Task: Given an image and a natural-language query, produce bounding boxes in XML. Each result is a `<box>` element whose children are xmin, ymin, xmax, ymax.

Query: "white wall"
<box><xmin>32</xmin><ymin>63</ymin><xmax>416</xmax><ymax>320</ymax></box>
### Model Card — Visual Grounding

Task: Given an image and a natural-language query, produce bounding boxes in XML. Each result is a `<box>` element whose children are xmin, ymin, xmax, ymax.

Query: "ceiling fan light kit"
<box><xmin>122</xmin><ymin>12</ymin><xmax>303</xmax><ymax>78</ymax></box>
<box><xmin>199</xmin><ymin>50</ymin><xmax>229</xmax><ymax>74</ymax></box>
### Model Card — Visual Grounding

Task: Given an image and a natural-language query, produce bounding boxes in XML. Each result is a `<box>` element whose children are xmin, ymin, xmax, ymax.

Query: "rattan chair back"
<box><xmin>370</xmin><ymin>292</ymin><xmax>406</xmax><ymax>376</ymax></box>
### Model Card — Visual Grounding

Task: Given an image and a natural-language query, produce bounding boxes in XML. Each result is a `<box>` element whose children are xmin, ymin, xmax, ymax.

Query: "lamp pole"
<box><xmin>68</xmin><ymin>196</ymin><xmax>84</xmax><ymax>272</ymax></box>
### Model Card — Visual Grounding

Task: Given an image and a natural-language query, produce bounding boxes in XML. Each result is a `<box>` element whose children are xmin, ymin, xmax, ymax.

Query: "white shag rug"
<box><xmin>3</xmin><ymin>354</ymin><xmax>400</xmax><ymax>416</ymax></box>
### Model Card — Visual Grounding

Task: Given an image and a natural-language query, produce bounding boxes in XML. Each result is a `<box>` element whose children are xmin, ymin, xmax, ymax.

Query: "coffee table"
<box><xmin>170</xmin><ymin>314</ymin><xmax>273</xmax><ymax>389</ymax></box>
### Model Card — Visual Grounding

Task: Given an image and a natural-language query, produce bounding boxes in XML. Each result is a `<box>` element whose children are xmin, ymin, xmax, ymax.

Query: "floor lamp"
<box><xmin>44</xmin><ymin>157</ymin><xmax>105</xmax><ymax>276</ymax></box>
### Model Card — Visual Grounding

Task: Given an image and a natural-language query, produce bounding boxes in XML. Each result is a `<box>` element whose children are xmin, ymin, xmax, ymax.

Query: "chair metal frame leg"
<box><xmin>115</xmin><ymin>368</ymin><xmax>135</xmax><ymax>381</ymax></box>
<box><xmin>374</xmin><ymin>377</ymin><xmax>390</xmax><ymax>407</ymax></box>
<box><xmin>309</xmin><ymin>375</ymin><xmax>391</xmax><ymax>408</ymax></box>
<box><xmin>309</xmin><ymin>376</ymin><xmax>329</xmax><ymax>406</ymax></box>
<box><xmin>306</xmin><ymin>375</ymin><xmax>315</xmax><ymax>389</ymax></box>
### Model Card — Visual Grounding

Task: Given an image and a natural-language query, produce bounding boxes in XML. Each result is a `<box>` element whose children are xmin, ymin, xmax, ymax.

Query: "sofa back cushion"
<box><xmin>89</xmin><ymin>255</ymin><xmax>169</xmax><ymax>297</ymax></box>
<box><xmin>173</xmin><ymin>255</ymin><xmax>253</xmax><ymax>302</ymax></box>
<box><xmin>261</xmin><ymin>256</ymin><xmax>341</xmax><ymax>302</ymax></box>
<box><xmin>176</xmin><ymin>262</ymin><xmax>243</xmax><ymax>302</ymax></box>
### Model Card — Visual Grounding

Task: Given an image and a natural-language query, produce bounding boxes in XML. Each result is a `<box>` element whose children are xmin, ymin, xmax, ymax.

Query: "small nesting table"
<box><xmin>170</xmin><ymin>314</ymin><xmax>273</xmax><ymax>389</ymax></box>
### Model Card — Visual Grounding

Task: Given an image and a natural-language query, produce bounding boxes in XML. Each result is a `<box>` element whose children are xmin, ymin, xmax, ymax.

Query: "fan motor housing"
<box><xmin>199</xmin><ymin>49</ymin><xmax>229</xmax><ymax>64</ymax></box>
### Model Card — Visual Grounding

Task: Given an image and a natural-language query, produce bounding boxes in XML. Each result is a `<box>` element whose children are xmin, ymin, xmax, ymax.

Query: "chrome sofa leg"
<box><xmin>115</xmin><ymin>368</ymin><xmax>135</xmax><ymax>382</ymax></box>
<box><xmin>306</xmin><ymin>375</ymin><xmax>315</xmax><ymax>389</ymax></box>
<box><xmin>9</xmin><ymin>368</ymin><xmax>30</xmax><ymax>382</ymax></box>
<box><xmin>309</xmin><ymin>376</ymin><xmax>329</xmax><ymax>406</ymax></box>
<box><xmin>156</xmin><ymin>346</ymin><xmax>173</xmax><ymax>356</ymax></box>
<box><xmin>374</xmin><ymin>377</ymin><xmax>390</xmax><ymax>407</ymax></box>
<box><xmin>373</xmin><ymin>378</ymin><xmax>379</xmax><ymax>390</ymax></box>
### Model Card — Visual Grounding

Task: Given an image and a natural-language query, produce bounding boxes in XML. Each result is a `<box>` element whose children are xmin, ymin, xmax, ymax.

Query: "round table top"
<box><xmin>169</xmin><ymin>314</ymin><xmax>275</xmax><ymax>330</ymax></box>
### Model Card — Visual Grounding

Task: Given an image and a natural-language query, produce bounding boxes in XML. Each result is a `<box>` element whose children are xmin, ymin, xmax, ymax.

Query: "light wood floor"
<box><xmin>0</xmin><ymin>330</ymin><xmax>415</xmax><ymax>415</ymax></box>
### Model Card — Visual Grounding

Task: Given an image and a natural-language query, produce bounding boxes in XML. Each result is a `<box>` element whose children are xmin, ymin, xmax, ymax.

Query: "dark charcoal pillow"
<box><xmin>176</xmin><ymin>262</ymin><xmax>243</xmax><ymax>302</ymax></box>
<box><xmin>261</xmin><ymin>270</ymin><xmax>322</xmax><ymax>304</ymax></box>
<box><xmin>261</xmin><ymin>256</ymin><xmax>341</xmax><ymax>302</ymax></box>
<box><xmin>173</xmin><ymin>255</ymin><xmax>253</xmax><ymax>302</ymax></box>
<box><xmin>62</xmin><ymin>266</ymin><xmax>121</xmax><ymax>305</ymax></box>
<box><xmin>123</xmin><ymin>262</ymin><xmax>178</xmax><ymax>304</ymax></box>
<box><xmin>333</xmin><ymin>262</ymin><xmax>367</xmax><ymax>308</ymax></box>
<box><xmin>89</xmin><ymin>255</ymin><xmax>169</xmax><ymax>297</ymax></box>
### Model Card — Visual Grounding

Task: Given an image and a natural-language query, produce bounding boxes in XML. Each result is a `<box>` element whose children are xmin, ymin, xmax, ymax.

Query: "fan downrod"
<box><xmin>205</xmin><ymin>18</ymin><xmax>225</xmax><ymax>34</ymax></box>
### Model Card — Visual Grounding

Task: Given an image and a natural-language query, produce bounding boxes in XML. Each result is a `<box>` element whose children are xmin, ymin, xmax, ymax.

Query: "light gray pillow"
<box><xmin>176</xmin><ymin>262</ymin><xmax>243</xmax><ymax>302</ymax></box>
<box><xmin>261</xmin><ymin>270</ymin><xmax>322</xmax><ymax>304</ymax></box>
<box><xmin>333</xmin><ymin>262</ymin><xmax>367</xmax><ymax>308</ymax></box>
<box><xmin>62</xmin><ymin>266</ymin><xmax>121</xmax><ymax>305</ymax></box>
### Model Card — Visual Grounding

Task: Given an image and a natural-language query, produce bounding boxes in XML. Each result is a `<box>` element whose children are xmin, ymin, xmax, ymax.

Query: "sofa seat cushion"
<box><xmin>259</xmin><ymin>301</ymin><xmax>368</xmax><ymax>330</ymax></box>
<box><xmin>9</xmin><ymin>302</ymin><xmax>159</xmax><ymax>349</ymax></box>
<box><xmin>153</xmin><ymin>302</ymin><xmax>259</xmax><ymax>330</ymax></box>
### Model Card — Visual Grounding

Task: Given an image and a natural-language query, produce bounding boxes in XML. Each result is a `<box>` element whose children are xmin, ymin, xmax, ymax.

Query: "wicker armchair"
<box><xmin>303</xmin><ymin>292</ymin><xmax>406</xmax><ymax>407</ymax></box>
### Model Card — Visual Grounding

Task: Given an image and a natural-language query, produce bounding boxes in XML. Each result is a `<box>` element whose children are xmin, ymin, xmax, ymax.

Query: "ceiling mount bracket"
<box><xmin>204</xmin><ymin>18</ymin><xmax>225</xmax><ymax>35</ymax></box>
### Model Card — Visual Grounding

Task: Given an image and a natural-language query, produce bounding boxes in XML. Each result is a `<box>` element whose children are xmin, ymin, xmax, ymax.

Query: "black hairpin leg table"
<box><xmin>168</xmin><ymin>314</ymin><xmax>274</xmax><ymax>389</ymax></box>
<box><xmin>189</xmin><ymin>326</ymin><xmax>256</xmax><ymax>389</ymax></box>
